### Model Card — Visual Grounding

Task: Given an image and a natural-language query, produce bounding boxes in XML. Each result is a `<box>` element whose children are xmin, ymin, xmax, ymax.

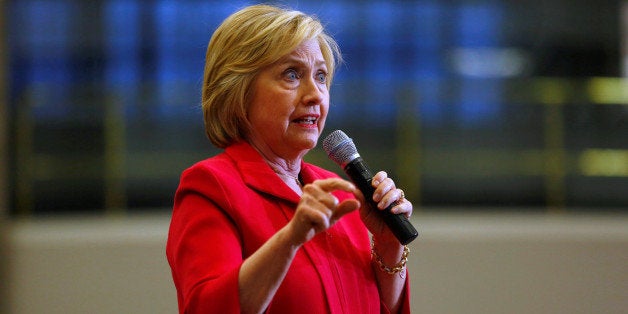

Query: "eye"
<box><xmin>316</xmin><ymin>71</ymin><xmax>327</xmax><ymax>84</ymax></box>
<box><xmin>283</xmin><ymin>68</ymin><xmax>299</xmax><ymax>81</ymax></box>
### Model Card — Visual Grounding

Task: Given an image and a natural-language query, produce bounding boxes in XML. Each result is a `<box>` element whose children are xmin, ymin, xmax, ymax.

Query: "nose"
<box><xmin>301</xmin><ymin>76</ymin><xmax>325</xmax><ymax>106</ymax></box>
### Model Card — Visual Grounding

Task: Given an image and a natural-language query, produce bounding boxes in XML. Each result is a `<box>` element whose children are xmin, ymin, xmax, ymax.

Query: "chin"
<box><xmin>302</xmin><ymin>136</ymin><xmax>319</xmax><ymax>150</ymax></box>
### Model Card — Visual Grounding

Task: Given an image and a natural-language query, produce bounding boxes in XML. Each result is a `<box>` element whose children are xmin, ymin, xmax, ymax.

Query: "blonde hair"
<box><xmin>202</xmin><ymin>4</ymin><xmax>342</xmax><ymax>148</ymax></box>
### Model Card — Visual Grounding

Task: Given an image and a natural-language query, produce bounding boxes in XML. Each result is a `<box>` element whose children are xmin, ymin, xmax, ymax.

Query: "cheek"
<box><xmin>249</xmin><ymin>91</ymin><xmax>291</xmax><ymax>127</ymax></box>
<box><xmin>318</xmin><ymin>104</ymin><xmax>329</xmax><ymax>129</ymax></box>
<box><xmin>318</xmin><ymin>118</ymin><xmax>326</xmax><ymax>133</ymax></box>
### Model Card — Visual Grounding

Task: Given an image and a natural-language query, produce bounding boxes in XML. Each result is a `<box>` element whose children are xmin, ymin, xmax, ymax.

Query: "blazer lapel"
<box><xmin>227</xmin><ymin>142</ymin><xmax>348</xmax><ymax>313</ymax></box>
<box><xmin>226</xmin><ymin>142</ymin><xmax>301</xmax><ymax>204</ymax></box>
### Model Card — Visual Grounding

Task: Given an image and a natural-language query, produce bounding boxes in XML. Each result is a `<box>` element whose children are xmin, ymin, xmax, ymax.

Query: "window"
<box><xmin>6</xmin><ymin>0</ymin><xmax>627</xmax><ymax>215</ymax></box>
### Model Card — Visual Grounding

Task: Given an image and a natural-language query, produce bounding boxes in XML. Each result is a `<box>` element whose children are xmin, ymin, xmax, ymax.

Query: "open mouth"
<box><xmin>293</xmin><ymin>116</ymin><xmax>318</xmax><ymax>125</ymax></box>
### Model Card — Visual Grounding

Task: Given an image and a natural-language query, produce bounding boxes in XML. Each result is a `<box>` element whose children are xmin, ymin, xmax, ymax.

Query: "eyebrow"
<box><xmin>278</xmin><ymin>55</ymin><xmax>327</xmax><ymax>69</ymax></box>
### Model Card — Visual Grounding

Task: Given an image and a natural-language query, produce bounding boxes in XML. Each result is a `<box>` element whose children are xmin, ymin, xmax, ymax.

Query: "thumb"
<box><xmin>331</xmin><ymin>199</ymin><xmax>361</xmax><ymax>221</ymax></box>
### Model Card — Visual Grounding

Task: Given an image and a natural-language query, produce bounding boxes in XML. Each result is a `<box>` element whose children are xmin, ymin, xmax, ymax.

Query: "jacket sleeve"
<box><xmin>166</xmin><ymin>164</ymin><xmax>243</xmax><ymax>313</ymax></box>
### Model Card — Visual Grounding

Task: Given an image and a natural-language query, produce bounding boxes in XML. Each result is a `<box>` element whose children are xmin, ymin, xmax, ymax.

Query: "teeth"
<box><xmin>297</xmin><ymin>117</ymin><xmax>316</xmax><ymax>124</ymax></box>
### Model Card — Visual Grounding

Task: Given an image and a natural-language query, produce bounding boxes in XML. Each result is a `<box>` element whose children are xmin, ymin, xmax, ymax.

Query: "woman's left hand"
<box><xmin>355</xmin><ymin>171</ymin><xmax>413</xmax><ymax>243</ymax></box>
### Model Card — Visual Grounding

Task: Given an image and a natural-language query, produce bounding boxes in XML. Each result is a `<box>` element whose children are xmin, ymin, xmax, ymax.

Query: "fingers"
<box><xmin>311</xmin><ymin>178</ymin><xmax>357</xmax><ymax>194</ymax></box>
<box><xmin>300</xmin><ymin>185</ymin><xmax>338</xmax><ymax>214</ymax></box>
<box><xmin>371</xmin><ymin>171</ymin><xmax>396</xmax><ymax>209</ymax></box>
<box><xmin>332</xmin><ymin>199</ymin><xmax>361</xmax><ymax>220</ymax></box>
<box><xmin>391</xmin><ymin>195</ymin><xmax>412</xmax><ymax>217</ymax></box>
<box><xmin>301</xmin><ymin>177</ymin><xmax>358</xmax><ymax>219</ymax></box>
<box><xmin>292</xmin><ymin>178</ymin><xmax>359</xmax><ymax>240</ymax></box>
<box><xmin>370</xmin><ymin>171</ymin><xmax>413</xmax><ymax>217</ymax></box>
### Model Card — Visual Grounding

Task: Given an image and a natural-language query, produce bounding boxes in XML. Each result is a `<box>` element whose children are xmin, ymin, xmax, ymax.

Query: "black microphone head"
<box><xmin>323</xmin><ymin>130</ymin><xmax>361</xmax><ymax>167</ymax></box>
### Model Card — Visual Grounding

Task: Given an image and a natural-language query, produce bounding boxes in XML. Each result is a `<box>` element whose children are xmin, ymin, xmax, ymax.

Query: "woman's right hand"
<box><xmin>287</xmin><ymin>178</ymin><xmax>361</xmax><ymax>246</ymax></box>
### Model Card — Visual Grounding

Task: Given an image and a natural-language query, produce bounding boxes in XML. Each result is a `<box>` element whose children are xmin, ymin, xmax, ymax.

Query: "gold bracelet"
<box><xmin>371</xmin><ymin>239</ymin><xmax>409</xmax><ymax>277</ymax></box>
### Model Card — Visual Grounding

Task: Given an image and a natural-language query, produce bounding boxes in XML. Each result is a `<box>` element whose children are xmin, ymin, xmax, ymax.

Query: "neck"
<box><xmin>248</xmin><ymin>141</ymin><xmax>303</xmax><ymax>193</ymax></box>
<box><xmin>266</xmin><ymin>158</ymin><xmax>303</xmax><ymax>195</ymax></box>
<box><xmin>248</xmin><ymin>139</ymin><xmax>303</xmax><ymax>174</ymax></box>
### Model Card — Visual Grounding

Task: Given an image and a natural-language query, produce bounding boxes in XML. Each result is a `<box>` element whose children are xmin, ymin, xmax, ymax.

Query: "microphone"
<box><xmin>323</xmin><ymin>130</ymin><xmax>418</xmax><ymax>245</ymax></box>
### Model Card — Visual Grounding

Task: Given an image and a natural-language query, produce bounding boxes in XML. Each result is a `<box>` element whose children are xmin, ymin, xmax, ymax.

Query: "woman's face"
<box><xmin>247</xmin><ymin>39</ymin><xmax>329</xmax><ymax>159</ymax></box>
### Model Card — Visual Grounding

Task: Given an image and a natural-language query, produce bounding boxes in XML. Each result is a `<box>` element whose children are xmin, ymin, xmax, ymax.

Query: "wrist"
<box><xmin>371</xmin><ymin>237</ymin><xmax>409</xmax><ymax>278</ymax></box>
<box><xmin>277</xmin><ymin>225</ymin><xmax>305</xmax><ymax>252</ymax></box>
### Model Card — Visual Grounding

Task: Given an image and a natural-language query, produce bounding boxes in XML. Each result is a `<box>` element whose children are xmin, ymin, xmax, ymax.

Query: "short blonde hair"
<box><xmin>202</xmin><ymin>4</ymin><xmax>342</xmax><ymax>148</ymax></box>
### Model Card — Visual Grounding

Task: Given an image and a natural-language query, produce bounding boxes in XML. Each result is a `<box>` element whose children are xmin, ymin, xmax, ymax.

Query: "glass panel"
<box><xmin>7</xmin><ymin>0</ymin><xmax>627</xmax><ymax>215</ymax></box>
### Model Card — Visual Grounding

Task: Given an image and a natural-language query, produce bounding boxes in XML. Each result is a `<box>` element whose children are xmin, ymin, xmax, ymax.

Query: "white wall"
<box><xmin>6</xmin><ymin>215</ymin><xmax>176</xmax><ymax>314</ymax></box>
<box><xmin>410</xmin><ymin>214</ymin><xmax>628</xmax><ymax>314</ymax></box>
<box><xmin>5</xmin><ymin>213</ymin><xmax>628</xmax><ymax>314</ymax></box>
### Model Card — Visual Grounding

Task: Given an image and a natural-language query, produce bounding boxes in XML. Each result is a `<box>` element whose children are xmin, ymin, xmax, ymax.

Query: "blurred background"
<box><xmin>1</xmin><ymin>0</ymin><xmax>627</xmax><ymax>313</ymax></box>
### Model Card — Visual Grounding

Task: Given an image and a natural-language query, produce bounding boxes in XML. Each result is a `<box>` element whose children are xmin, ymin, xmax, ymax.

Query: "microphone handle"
<box><xmin>344</xmin><ymin>157</ymin><xmax>419</xmax><ymax>245</ymax></box>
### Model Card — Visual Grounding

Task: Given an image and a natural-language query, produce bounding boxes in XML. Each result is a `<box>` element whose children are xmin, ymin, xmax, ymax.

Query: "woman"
<box><xmin>166</xmin><ymin>4</ymin><xmax>413</xmax><ymax>313</ymax></box>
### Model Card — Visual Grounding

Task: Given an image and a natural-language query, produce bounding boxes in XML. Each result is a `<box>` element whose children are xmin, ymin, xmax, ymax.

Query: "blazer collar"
<box><xmin>225</xmin><ymin>142</ymin><xmax>302</xmax><ymax>204</ymax></box>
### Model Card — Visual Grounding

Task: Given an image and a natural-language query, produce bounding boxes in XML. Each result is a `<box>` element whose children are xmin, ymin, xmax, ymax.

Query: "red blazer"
<box><xmin>166</xmin><ymin>142</ymin><xmax>411</xmax><ymax>313</ymax></box>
